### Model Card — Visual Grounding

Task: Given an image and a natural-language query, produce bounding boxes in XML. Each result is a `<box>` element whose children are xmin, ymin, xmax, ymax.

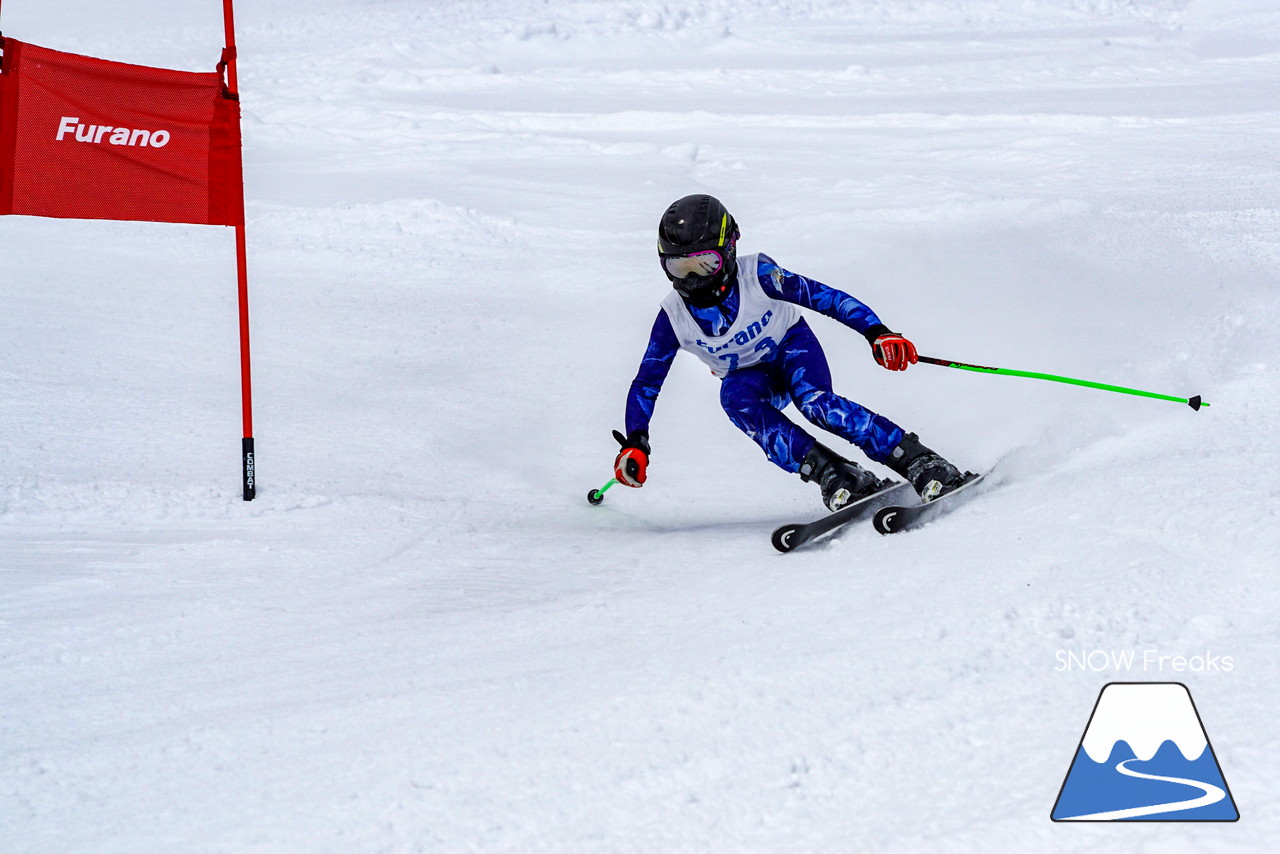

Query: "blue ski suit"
<box><xmin>626</xmin><ymin>253</ymin><xmax>905</xmax><ymax>473</ymax></box>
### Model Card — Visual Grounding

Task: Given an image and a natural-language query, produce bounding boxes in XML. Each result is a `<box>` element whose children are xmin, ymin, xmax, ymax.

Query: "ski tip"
<box><xmin>873</xmin><ymin>506</ymin><xmax>906</xmax><ymax>535</ymax></box>
<box><xmin>1188</xmin><ymin>395</ymin><xmax>1204</xmax><ymax>411</ymax></box>
<box><xmin>772</xmin><ymin>524</ymin><xmax>800</xmax><ymax>553</ymax></box>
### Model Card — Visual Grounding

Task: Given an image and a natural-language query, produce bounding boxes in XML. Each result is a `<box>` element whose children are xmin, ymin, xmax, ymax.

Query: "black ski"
<box><xmin>772</xmin><ymin>481</ymin><xmax>916</xmax><ymax>553</ymax></box>
<box><xmin>872</xmin><ymin>471</ymin><xmax>990</xmax><ymax>534</ymax></box>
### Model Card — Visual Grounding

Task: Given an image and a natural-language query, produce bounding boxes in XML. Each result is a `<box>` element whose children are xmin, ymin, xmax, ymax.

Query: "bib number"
<box><xmin>717</xmin><ymin>336</ymin><xmax>778</xmax><ymax>373</ymax></box>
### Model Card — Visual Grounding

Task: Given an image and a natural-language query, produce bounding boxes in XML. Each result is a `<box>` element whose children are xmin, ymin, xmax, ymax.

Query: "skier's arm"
<box><xmin>757</xmin><ymin>253</ymin><xmax>918</xmax><ymax>371</ymax></box>
<box><xmin>756</xmin><ymin>252</ymin><xmax>884</xmax><ymax>335</ymax></box>
<box><xmin>615</xmin><ymin>310</ymin><xmax>678</xmax><ymax>486</ymax></box>
<box><xmin>624</xmin><ymin>310</ymin><xmax>679</xmax><ymax>436</ymax></box>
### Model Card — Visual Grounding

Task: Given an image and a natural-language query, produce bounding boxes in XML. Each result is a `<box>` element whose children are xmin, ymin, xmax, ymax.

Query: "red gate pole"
<box><xmin>222</xmin><ymin>0</ymin><xmax>255</xmax><ymax>500</ymax></box>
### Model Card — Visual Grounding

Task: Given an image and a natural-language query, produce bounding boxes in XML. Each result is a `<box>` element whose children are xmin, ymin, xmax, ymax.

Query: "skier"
<box><xmin>611</xmin><ymin>193</ymin><xmax>968</xmax><ymax>512</ymax></box>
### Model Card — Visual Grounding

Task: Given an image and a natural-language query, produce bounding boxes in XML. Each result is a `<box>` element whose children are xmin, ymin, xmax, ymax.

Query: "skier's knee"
<box><xmin>720</xmin><ymin>379</ymin><xmax>755</xmax><ymax>412</ymax></box>
<box><xmin>797</xmin><ymin>389</ymin><xmax>831</xmax><ymax>423</ymax></box>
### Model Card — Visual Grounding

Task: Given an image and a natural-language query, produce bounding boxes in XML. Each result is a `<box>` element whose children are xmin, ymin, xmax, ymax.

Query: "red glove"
<box><xmin>612</xmin><ymin>429</ymin><xmax>650</xmax><ymax>487</ymax></box>
<box><xmin>871</xmin><ymin>331</ymin><xmax>918</xmax><ymax>372</ymax></box>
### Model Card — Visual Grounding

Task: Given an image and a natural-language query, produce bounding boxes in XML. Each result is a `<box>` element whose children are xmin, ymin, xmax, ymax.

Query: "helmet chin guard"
<box><xmin>674</xmin><ymin>271</ymin><xmax>733</xmax><ymax>308</ymax></box>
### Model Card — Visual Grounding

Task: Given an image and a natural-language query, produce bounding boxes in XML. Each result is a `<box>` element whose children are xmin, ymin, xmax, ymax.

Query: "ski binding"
<box><xmin>872</xmin><ymin>470</ymin><xmax>990</xmax><ymax>535</ymax></box>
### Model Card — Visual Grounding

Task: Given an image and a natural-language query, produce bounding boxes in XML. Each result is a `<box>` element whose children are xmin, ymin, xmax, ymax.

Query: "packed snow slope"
<box><xmin>3</xmin><ymin>1</ymin><xmax>1279</xmax><ymax>851</ymax></box>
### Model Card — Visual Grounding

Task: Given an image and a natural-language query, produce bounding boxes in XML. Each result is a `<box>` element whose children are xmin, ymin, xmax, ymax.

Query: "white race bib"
<box><xmin>661</xmin><ymin>253</ymin><xmax>800</xmax><ymax>377</ymax></box>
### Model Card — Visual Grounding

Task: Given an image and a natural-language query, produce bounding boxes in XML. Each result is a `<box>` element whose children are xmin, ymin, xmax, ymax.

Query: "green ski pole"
<box><xmin>587</xmin><ymin>478</ymin><xmax>618</xmax><ymax>505</ymax></box>
<box><xmin>918</xmin><ymin>356</ymin><xmax>1208</xmax><ymax>410</ymax></box>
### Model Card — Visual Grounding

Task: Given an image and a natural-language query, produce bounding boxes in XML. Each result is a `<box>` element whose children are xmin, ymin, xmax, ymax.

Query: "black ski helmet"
<box><xmin>657</xmin><ymin>194</ymin><xmax>740</xmax><ymax>308</ymax></box>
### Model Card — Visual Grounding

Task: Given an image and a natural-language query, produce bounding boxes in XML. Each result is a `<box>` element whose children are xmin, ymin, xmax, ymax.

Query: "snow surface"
<box><xmin>3</xmin><ymin>0</ymin><xmax>1279</xmax><ymax>850</ymax></box>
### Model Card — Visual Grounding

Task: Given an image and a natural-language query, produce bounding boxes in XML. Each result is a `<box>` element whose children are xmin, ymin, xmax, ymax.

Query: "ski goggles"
<box><xmin>661</xmin><ymin>248</ymin><xmax>726</xmax><ymax>280</ymax></box>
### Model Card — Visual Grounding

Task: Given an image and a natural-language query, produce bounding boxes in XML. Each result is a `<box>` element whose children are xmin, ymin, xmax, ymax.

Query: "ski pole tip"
<box><xmin>1188</xmin><ymin>395</ymin><xmax>1206</xmax><ymax>411</ymax></box>
<box><xmin>588</xmin><ymin>477</ymin><xmax>618</xmax><ymax>505</ymax></box>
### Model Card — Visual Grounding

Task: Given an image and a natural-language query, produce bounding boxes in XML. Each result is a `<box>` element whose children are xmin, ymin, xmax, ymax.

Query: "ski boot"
<box><xmin>885</xmin><ymin>432</ymin><xmax>966</xmax><ymax>501</ymax></box>
<box><xmin>799</xmin><ymin>443</ymin><xmax>892</xmax><ymax>512</ymax></box>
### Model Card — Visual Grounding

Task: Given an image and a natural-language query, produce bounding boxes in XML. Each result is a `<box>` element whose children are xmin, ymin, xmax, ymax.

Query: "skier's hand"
<box><xmin>612</xmin><ymin>429</ymin><xmax>650</xmax><ymax>487</ymax></box>
<box><xmin>870</xmin><ymin>330</ymin><xmax>918</xmax><ymax>372</ymax></box>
